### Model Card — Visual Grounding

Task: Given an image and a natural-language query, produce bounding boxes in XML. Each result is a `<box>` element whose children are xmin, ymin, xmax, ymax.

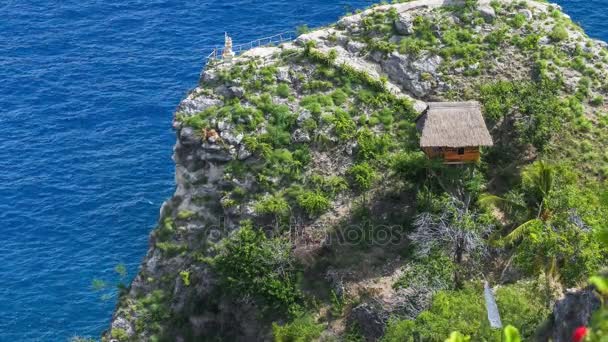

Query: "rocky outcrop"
<box><xmin>381</xmin><ymin>52</ymin><xmax>443</xmax><ymax>97</ymax></box>
<box><xmin>547</xmin><ymin>288</ymin><xmax>601</xmax><ymax>342</ymax></box>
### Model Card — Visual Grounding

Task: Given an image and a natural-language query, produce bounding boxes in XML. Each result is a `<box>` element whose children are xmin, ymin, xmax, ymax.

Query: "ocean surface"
<box><xmin>0</xmin><ymin>0</ymin><xmax>605</xmax><ymax>340</ymax></box>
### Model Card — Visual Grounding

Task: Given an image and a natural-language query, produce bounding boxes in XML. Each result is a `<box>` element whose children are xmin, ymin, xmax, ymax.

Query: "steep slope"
<box><xmin>104</xmin><ymin>0</ymin><xmax>608</xmax><ymax>341</ymax></box>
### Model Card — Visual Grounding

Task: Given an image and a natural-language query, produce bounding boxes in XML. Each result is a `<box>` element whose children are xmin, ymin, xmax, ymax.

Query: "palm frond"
<box><xmin>478</xmin><ymin>193</ymin><xmax>526</xmax><ymax>211</ymax></box>
<box><xmin>522</xmin><ymin>161</ymin><xmax>555</xmax><ymax>199</ymax></box>
<box><xmin>503</xmin><ymin>219</ymin><xmax>542</xmax><ymax>245</ymax></box>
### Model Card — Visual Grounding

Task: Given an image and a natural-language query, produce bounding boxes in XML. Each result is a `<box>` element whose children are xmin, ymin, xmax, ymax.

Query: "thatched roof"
<box><xmin>415</xmin><ymin>101</ymin><xmax>493</xmax><ymax>148</ymax></box>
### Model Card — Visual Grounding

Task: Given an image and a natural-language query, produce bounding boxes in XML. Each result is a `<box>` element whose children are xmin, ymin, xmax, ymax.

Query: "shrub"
<box><xmin>591</xmin><ymin>95</ymin><xmax>604</xmax><ymax>106</ymax></box>
<box><xmin>133</xmin><ymin>290</ymin><xmax>171</xmax><ymax>336</ymax></box>
<box><xmin>510</xmin><ymin>13</ymin><xmax>526</xmax><ymax>29</ymax></box>
<box><xmin>214</xmin><ymin>223</ymin><xmax>301</xmax><ymax>315</ymax></box>
<box><xmin>479</xmin><ymin>79</ymin><xmax>564</xmax><ymax>151</ymax></box>
<box><xmin>110</xmin><ymin>328</ymin><xmax>129</xmax><ymax>341</ymax></box>
<box><xmin>255</xmin><ymin>193</ymin><xmax>290</xmax><ymax>218</ymax></box>
<box><xmin>391</xmin><ymin>151</ymin><xmax>427</xmax><ymax>181</ymax></box>
<box><xmin>399</xmin><ymin>37</ymin><xmax>428</xmax><ymax>56</ymax></box>
<box><xmin>356</xmin><ymin>129</ymin><xmax>392</xmax><ymax>161</ymax></box>
<box><xmin>276</xmin><ymin>83</ymin><xmax>291</xmax><ymax>98</ymax></box>
<box><xmin>331</xmin><ymin>88</ymin><xmax>349</xmax><ymax>106</ymax></box>
<box><xmin>549</xmin><ymin>24</ymin><xmax>569</xmax><ymax>42</ymax></box>
<box><xmin>296</xmin><ymin>24</ymin><xmax>311</xmax><ymax>35</ymax></box>
<box><xmin>515</xmin><ymin>33</ymin><xmax>540</xmax><ymax>50</ymax></box>
<box><xmin>179</xmin><ymin>270</ymin><xmax>191</xmax><ymax>286</ymax></box>
<box><xmin>296</xmin><ymin>190</ymin><xmax>331</xmax><ymax>216</ymax></box>
<box><xmin>392</xmin><ymin>252</ymin><xmax>455</xmax><ymax>291</ymax></box>
<box><xmin>382</xmin><ymin>281</ymin><xmax>549</xmax><ymax>341</ymax></box>
<box><xmin>413</xmin><ymin>16</ymin><xmax>437</xmax><ymax>44</ymax></box>
<box><xmin>331</xmin><ymin>109</ymin><xmax>356</xmax><ymax>141</ymax></box>
<box><xmin>347</xmin><ymin>162</ymin><xmax>376</xmax><ymax>191</ymax></box>
<box><xmin>310</xmin><ymin>174</ymin><xmax>349</xmax><ymax>196</ymax></box>
<box><xmin>272</xmin><ymin>314</ymin><xmax>325</xmax><ymax>342</ymax></box>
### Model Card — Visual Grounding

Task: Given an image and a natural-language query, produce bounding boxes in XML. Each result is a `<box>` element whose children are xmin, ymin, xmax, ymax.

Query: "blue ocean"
<box><xmin>0</xmin><ymin>0</ymin><xmax>605</xmax><ymax>340</ymax></box>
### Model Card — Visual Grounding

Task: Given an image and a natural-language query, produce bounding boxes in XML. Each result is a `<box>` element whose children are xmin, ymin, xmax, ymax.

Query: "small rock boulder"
<box><xmin>347</xmin><ymin>40</ymin><xmax>366</xmax><ymax>54</ymax></box>
<box><xmin>394</xmin><ymin>13</ymin><xmax>414</xmax><ymax>35</ymax></box>
<box><xmin>220</xmin><ymin>130</ymin><xmax>243</xmax><ymax>145</ymax></box>
<box><xmin>277</xmin><ymin>67</ymin><xmax>291</xmax><ymax>83</ymax></box>
<box><xmin>291</xmin><ymin>129</ymin><xmax>311</xmax><ymax>143</ymax></box>
<box><xmin>177</xmin><ymin>96</ymin><xmax>221</xmax><ymax>115</ymax></box>
<box><xmin>479</xmin><ymin>5</ymin><xmax>496</xmax><ymax>22</ymax></box>
<box><xmin>296</xmin><ymin>109</ymin><xmax>313</xmax><ymax>126</ymax></box>
<box><xmin>518</xmin><ymin>9</ymin><xmax>533</xmax><ymax>20</ymax></box>
<box><xmin>179</xmin><ymin>127</ymin><xmax>200</xmax><ymax>146</ymax></box>
<box><xmin>237</xmin><ymin>145</ymin><xmax>252</xmax><ymax>160</ymax></box>
<box><xmin>229</xmin><ymin>86</ymin><xmax>245</xmax><ymax>98</ymax></box>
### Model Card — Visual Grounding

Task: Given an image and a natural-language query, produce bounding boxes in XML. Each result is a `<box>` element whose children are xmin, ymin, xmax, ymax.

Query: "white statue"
<box><xmin>222</xmin><ymin>32</ymin><xmax>235</xmax><ymax>60</ymax></box>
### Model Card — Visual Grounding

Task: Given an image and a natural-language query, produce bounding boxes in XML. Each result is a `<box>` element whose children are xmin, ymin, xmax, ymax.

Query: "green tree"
<box><xmin>479</xmin><ymin>161</ymin><xmax>604</xmax><ymax>286</ymax></box>
<box><xmin>480</xmin><ymin>161</ymin><xmax>555</xmax><ymax>244</ymax></box>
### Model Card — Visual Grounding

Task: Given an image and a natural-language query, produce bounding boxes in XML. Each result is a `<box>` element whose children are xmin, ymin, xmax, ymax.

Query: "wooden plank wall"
<box><xmin>422</xmin><ymin>146</ymin><xmax>480</xmax><ymax>163</ymax></box>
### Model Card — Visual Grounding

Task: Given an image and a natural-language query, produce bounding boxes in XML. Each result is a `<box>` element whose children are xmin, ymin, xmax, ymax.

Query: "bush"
<box><xmin>510</xmin><ymin>13</ymin><xmax>526</xmax><ymax>29</ymax></box>
<box><xmin>392</xmin><ymin>252</ymin><xmax>455</xmax><ymax>291</ymax></box>
<box><xmin>276</xmin><ymin>83</ymin><xmax>291</xmax><ymax>98</ymax></box>
<box><xmin>296</xmin><ymin>24</ymin><xmax>311</xmax><ymax>35</ymax></box>
<box><xmin>479</xmin><ymin>79</ymin><xmax>565</xmax><ymax>151</ymax></box>
<box><xmin>391</xmin><ymin>151</ymin><xmax>427</xmax><ymax>181</ymax></box>
<box><xmin>591</xmin><ymin>95</ymin><xmax>604</xmax><ymax>106</ymax></box>
<box><xmin>331</xmin><ymin>88</ymin><xmax>349</xmax><ymax>106</ymax></box>
<box><xmin>549</xmin><ymin>24</ymin><xmax>569</xmax><ymax>42</ymax></box>
<box><xmin>356</xmin><ymin>129</ymin><xmax>392</xmax><ymax>161</ymax></box>
<box><xmin>177</xmin><ymin>210</ymin><xmax>195</xmax><ymax>220</ymax></box>
<box><xmin>214</xmin><ymin>223</ymin><xmax>301</xmax><ymax>315</ymax></box>
<box><xmin>255</xmin><ymin>193</ymin><xmax>290</xmax><ymax>218</ymax></box>
<box><xmin>382</xmin><ymin>281</ymin><xmax>550</xmax><ymax>341</ymax></box>
<box><xmin>331</xmin><ymin>109</ymin><xmax>356</xmax><ymax>141</ymax></box>
<box><xmin>347</xmin><ymin>162</ymin><xmax>376</xmax><ymax>191</ymax></box>
<box><xmin>272</xmin><ymin>314</ymin><xmax>325</xmax><ymax>342</ymax></box>
<box><xmin>296</xmin><ymin>190</ymin><xmax>331</xmax><ymax>217</ymax></box>
<box><xmin>399</xmin><ymin>37</ymin><xmax>428</xmax><ymax>56</ymax></box>
<box><xmin>310</xmin><ymin>174</ymin><xmax>349</xmax><ymax>196</ymax></box>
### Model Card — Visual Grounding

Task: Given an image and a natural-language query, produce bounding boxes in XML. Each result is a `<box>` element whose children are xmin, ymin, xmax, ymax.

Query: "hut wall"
<box><xmin>422</xmin><ymin>146</ymin><xmax>480</xmax><ymax>163</ymax></box>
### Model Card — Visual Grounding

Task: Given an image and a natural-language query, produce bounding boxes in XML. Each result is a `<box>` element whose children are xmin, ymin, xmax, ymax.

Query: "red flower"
<box><xmin>572</xmin><ymin>326</ymin><xmax>588</xmax><ymax>342</ymax></box>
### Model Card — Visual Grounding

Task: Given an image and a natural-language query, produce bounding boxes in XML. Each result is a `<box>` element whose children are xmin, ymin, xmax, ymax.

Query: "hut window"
<box><xmin>457</xmin><ymin>148</ymin><xmax>465</xmax><ymax>155</ymax></box>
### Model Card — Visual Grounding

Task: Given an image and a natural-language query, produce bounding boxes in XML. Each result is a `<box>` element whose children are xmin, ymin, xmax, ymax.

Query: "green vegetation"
<box><xmin>383</xmin><ymin>282</ymin><xmax>549</xmax><ymax>341</ymax></box>
<box><xmin>549</xmin><ymin>24</ymin><xmax>569</xmax><ymax>42</ymax></box>
<box><xmin>347</xmin><ymin>162</ymin><xmax>377</xmax><ymax>191</ymax></box>
<box><xmin>213</xmin><ymin>223</ymin><xmax>302</xmax><ymax>316</ymax></box>
<box><xmin>296</xmin><ymin>190</ymin><xmax>331</xmax><ymax>217</ymax></box>
<box><xmin>272</xmin><ymin>314</ymin><xmax>325</xmax><ymax>342</ymax></box>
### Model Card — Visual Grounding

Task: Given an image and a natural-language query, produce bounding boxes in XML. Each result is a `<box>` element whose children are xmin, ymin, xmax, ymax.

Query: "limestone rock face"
<box><xmin>176</xmin><ymin>91</ymin><xmax>222</xmax><ymax>115</ymax></box>
<box><xmin>478</xmin><ymin>4</ymin><xmax>496</xmax><ymax>21</ymax></box>
<box><xmin>394</xmin><ymin>13</ymin><xmax>414</xmax><ymax>35</ymax></box>
<box><xmin>381</xmin><ymin>52</ymin><xmax>442</xmax><ymax>97</ymax></box>
<box><xmin>179</xmin><ymin>127</ymin><xmax>200</xmax><ymax>146</ymax></box>
<box><xmin>518</xmin><ymin>8</ymin><xmax>533</xmax><ymax>20</ymax></box>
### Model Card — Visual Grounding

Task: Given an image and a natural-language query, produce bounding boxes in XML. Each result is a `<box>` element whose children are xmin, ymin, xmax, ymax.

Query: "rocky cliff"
<box><xmin>104</xmin><ymin>0</ymin><xmax>608</xmax><ymax>341</ymax></box>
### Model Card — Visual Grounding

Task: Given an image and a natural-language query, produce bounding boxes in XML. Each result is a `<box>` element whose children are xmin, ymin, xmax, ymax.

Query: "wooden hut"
<box><xmin>415</xmin><ymin>101</ymin><xmax>493</xmax><ymax>164</ymax></box>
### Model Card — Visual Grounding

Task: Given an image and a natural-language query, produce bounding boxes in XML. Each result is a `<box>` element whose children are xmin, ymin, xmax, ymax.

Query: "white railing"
<box><xmin>203</xmin><ymin>31</ymin><xmax>296</xmax><ymax>69</ymax></box>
